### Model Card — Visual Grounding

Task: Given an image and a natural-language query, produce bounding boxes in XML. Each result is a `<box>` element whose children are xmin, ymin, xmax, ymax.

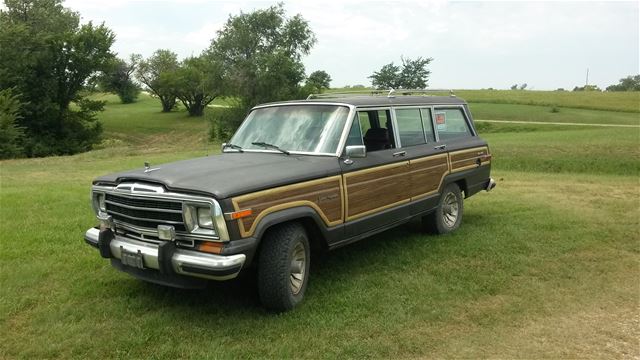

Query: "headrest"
<box><xmin>364</xmin><ymin>128</ymin><xmax>389</xmax><ymax>142</ymax></box>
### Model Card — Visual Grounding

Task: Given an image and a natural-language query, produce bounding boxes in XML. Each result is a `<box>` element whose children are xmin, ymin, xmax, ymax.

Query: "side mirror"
<box><xmin>344</xmin><ymin>145</ymin><xmax>366</xmax><ymax>165</ymax></box>
<box><xmin>345</xmin><ymin>145</ymin><xmax>366</xmax><ymax>158</ymax></box>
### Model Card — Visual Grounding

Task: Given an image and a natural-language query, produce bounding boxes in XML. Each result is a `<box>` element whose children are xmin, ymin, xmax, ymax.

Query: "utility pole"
<box><xmin>585</xmin><ymin>68</ymin><xmax>589</xmax><ymax>86</ymax></box>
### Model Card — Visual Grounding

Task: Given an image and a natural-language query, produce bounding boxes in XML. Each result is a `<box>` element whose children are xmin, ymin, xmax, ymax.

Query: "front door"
<box><xmin>340</xmin><ymin>109</ymin><xmax>410</xmax><ymax>237</ymax></box>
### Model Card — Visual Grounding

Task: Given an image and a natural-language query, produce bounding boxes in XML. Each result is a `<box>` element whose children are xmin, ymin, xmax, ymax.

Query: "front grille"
<box><xmin>105</xmin><ymin>193</ymin><xmax>187</xmax><ymax>232</ymax></box>
<box><xmin>105</xmin><ymin>194</ymin><xmax>182</xmax><ymax>211</ymax></box>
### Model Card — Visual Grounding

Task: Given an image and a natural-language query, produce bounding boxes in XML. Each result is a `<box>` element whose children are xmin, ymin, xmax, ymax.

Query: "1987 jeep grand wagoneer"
<box><xmin>85</xmin><ymin>91</ymin><xmax>495</xmax><ymax>311</ymax></box>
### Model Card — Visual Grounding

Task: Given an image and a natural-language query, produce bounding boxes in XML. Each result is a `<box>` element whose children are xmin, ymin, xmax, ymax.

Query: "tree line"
<box><xmin>0</xmin><ymin>1</ymin><xmax>339</xmax><ymax>158</ymax></box>
<box><xmin>0</xmin><ymin>0</ymin><xmax>434</xmax><ymax>159</ymax></box>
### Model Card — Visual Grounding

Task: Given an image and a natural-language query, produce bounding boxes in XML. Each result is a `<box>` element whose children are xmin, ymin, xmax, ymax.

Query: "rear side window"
<box><xmin>395</xmin><ymin>108</ymin><xmax>426</xmax><ymax>147</ymax></box>
<box><xmin>434</xmin><ymin>108</ymin><xmax>473</xmax><ymax>141</ymax></box>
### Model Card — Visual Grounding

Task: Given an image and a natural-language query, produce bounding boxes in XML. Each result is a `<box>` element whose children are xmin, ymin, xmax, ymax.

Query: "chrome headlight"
<box><xmin>197</xmin><ymin>207</ymin><xmax>214</xmax><ymax>229</ymax></box>
<box><xmin>183</xmin><ymin>200</ymin><xmax>229</xmax><ymax>241</ymax></box>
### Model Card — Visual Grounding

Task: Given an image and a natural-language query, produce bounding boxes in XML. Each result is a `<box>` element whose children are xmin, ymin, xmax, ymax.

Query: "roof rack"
<box><xmin>306</xmin><ymin>88</ymin><xmax>456</xmax><ymax>100</ymax></box>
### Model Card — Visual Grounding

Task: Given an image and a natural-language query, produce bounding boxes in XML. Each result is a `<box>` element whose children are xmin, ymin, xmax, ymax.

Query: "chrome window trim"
<box><xmin>420</xmin><ymin>108</ymin><xmax>435</xmax><ymax>143</ymax></box>
<box><xmin>430</xmin><ymin>106</ymin><xmax>440</xmax><ymax>142</ymax></box>
<box><xmin>92</xmin><ymin>185</ymin><xmax>229</xmax><ymax>241</ymax></box>
<box><xmin>432</xmin><ymin>105</ymin><xmax>476</xmax><ymax>140</ymax></box>
<box><xmin>389</xmin><ymin>107</ymin><xmax>401</xmax><ymax>148</ymax></box>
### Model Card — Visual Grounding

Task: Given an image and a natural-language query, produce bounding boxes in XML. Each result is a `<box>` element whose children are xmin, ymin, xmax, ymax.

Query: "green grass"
<box><xmin>1</xmin><ymin>93</ymin><xmax>639</xmax><ymax>358</ymax></box>
<box><xmin>456</xmin><ymin>89</ymin><xmax>640</xmax><ymax>113</ymax></box>
<box><xmin>470</xmin><ymin>102</ymin><xmax>640</xmax><ymax>126</ymax></box>
<box><xmin>329</xmin><ymin>88</ymin><xmax>640</xmax><ymax>113</ymax></box>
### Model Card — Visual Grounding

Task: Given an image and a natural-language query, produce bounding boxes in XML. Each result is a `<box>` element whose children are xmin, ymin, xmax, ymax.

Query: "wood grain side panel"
<box><xmin>345</xmin><ymin>162</ymin><xmax>409</xmax><ymax>220</ymax></box>
<box><xmin>450</xmin><ymin>147</ymin><xmax>490</xmax><ymax>173</ymax></box>
<box><xmin>232</xmin><ymin>176</ymin><xmax>343</xmax><ymax>237</ymax></box>
<box><xmin>408</xmin><ymin>155</ymin><xmax>449</xmax><ymax>199</ymax></box>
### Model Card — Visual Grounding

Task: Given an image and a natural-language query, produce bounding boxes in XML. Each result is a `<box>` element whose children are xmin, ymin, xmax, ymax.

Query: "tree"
<box><xmin>0</xmin><ymin>0</ymin><xmax>115</xmax><ymax>157</ymax></box>
<box><xmin>0</xmin><ymin>88</ymin><xmax>25</xmax><ymax>158</ymax></box>
<box><xmin>173</xmin><ymin>55</ymin><xmax>223</xmax><ymax>117</ymax></box>
<box><xmin>304</xmin><ymin>70</ymin><xmax>332</xmax><ymax>94</ymax></box>
<box><xmin>510</xmin><ymin>84</ymin><xmax>518</xmax><ymax>90</ymax></box>
<box><xmin>398</xmin><ymin>57</ymin><xmax>432</xmax><ymax>89</ymax></box>
<box><xmin>100</xmin><ymin>54</ymin><xmax>141</xmax><ymax>104</ymax></box>
<box><xmin>208</xmin><ymin>4</ymin><xmax>316</xmax><ymax>111</ymax></box>
<box><xmin>136</xmin><ymin>49</ymin><xmax>180</xmax><ymax>112</ymax></box>
<box><xmin>369</xmin><ymin>56</ymin><xmax>433</xmax><ymax>89</ymax></box>
<box><xmin>606</xmin><ymin>75</ymin><xmax>640</xmax><ymax>91</ymax></box>
<box><xmin>370</xmin><ymin>63</ymin><xmax>401</xmax><ymax>89</ymax></box>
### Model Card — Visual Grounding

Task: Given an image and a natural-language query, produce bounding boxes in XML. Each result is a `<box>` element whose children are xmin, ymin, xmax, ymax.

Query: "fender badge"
<box><xmin>144</xmin><ymin>161</ymin><xmax>160</xmax><ymax>174</ymax></box>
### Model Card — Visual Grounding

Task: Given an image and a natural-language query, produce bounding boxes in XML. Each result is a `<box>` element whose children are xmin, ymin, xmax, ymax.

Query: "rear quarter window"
<box><xmin>434</xmin><ymin>108</ymin><xmax>473</xmax><ymax>141</ymax></box>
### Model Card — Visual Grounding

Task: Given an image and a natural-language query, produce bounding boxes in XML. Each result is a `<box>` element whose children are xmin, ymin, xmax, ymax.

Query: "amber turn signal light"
<box><xmin>230</xmin><ymin>209</ymin><xmax>253</xmax><ymax>219</ymax></box>
<box><xmin>198</xmin><ymin>241</ymin><xmax>223</xmax><ymax>254</ymax></box>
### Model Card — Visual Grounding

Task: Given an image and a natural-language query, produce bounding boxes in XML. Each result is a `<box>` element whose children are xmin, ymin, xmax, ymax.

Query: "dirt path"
<box><xmin>475</xmin><ymin>119</ymin><xmax>640</xmax><ymax>128</ymax></box>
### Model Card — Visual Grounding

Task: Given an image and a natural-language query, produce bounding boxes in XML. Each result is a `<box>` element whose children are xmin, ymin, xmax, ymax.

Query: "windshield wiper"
<box><xmin>251</xmin><ymin>141</ymin><xmax>290</xmax><ymax>155</ymax></box>
<box><xmin>222</xmin><ymin>143</ymin><xmax>244</xmax><ymax>152</ymax></box>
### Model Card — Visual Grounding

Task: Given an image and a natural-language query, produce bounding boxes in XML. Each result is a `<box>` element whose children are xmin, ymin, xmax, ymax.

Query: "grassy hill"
<box><xmin>1</xmin><ymin>92</ymin><xmax>638</xmax><ymax>358</ymax></box>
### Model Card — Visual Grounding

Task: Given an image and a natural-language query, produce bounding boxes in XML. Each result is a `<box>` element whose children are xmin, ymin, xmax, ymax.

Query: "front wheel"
<box><xmin>257</xmin><ymin>222</ymin><xmax>310</xmax><ymax>311</ymax></box>
<box><xmin>423</xmin><ymin>183</ymin><xmax>464</xmax><ymax>234</ymax></box>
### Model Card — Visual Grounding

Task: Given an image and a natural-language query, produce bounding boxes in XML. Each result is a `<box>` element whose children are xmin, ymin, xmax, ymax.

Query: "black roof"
<box><xmin>259</xmin><ymin>95</ymin><xmax>467</xmax><ymax>108</ymax></box>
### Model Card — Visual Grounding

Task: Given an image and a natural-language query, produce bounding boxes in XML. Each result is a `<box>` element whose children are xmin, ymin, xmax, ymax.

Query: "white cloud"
<box><xmin>184</xmin><ymin>22</ymin><xmax>224</xmax><ymax>49</ymax></box>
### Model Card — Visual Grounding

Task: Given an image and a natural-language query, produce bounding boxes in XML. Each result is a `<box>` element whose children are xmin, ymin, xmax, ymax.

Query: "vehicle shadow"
<box><xmin>120</xmin><ymin>214</ymin><xmax>483</xmax><ymax>316</ymax></box>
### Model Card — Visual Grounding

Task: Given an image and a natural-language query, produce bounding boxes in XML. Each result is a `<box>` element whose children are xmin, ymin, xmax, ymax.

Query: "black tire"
<box><xmin>257</xmin><ymin>222</ymin><xmax>310</xmax><ymax>311</ymax></box>
<box><xmin>422</xmin><ymin>183</ymin><xmax>464</xmax><ymax>234</ymax></box>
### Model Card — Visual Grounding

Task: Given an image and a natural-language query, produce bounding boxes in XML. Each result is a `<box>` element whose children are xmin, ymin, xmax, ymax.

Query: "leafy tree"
<box><xmin>0</xmin><ymin>88</ymin><xmax>25</xmax><ymax>158</ymax></box>
<box><xmin>304</xmin><ymin>70</ymin><xmax>332</xmax><ymax>94</ymax></box>
<box><xmin>510</xmin><ymin>84</ymin><xmax>518</xmax><ymax>90</ymax></box>
<box><xmin>208</xmin><ymin>3</ymin><xmax>316</xmax><ymax>111</ymax></box>
<box><xmin>173</xmin><ymin>55</ymin><xmax>223</xmax><ymax>117</ymax></box>
<box><xmin>370</xmin><ymin>63</ymin><xmax>401</xmax><ymax>89</ymax></box>
<box><xmin>0</xmin><ymin>0</ymin><xmax>115</xmax><ymax>157</ymax></box>
<box><xmin>100</xmin><ymin>54</ymin><xmax>141</xmax><ymax>104</ymax></box>
<box><xmin>136</xmin><ymin>49</ymin><xmax>180</xmax><ymax>112</ymax></box>
<box><xmin>519</xmin><ymin>83</ymin><xmax>528</xmax><ymax>90</ymax></box>
<box><xmin>369</xmin><ymin>56</ymin><xmax>432</xmax><ymax>89</ymax></box>
<box><xmin>398</xmin><ymin>57</ymin><xmax>432</xmax><ymax>89</ymax></box>
<box><xmin>606</xmin><ymin>75</ymin><xmax>640</xmax><ymax>91</ymax></box>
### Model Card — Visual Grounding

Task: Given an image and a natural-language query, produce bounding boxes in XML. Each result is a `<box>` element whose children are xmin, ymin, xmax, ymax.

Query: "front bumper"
<box><xmin>84</xmin><ymin>227</ymin><xmax>246</xmax><ymax>282</ymax></box>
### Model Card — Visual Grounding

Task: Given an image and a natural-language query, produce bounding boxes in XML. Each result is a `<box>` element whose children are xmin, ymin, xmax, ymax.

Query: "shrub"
<box><xmin>209</xmin><ymin>102</ymin><xmax>248</xmax><ymax>141</ymax></box>
<box><xmin>0</xmin><ymin>88</ymin><xmax>25</xmax><ymax>158</ymax></box>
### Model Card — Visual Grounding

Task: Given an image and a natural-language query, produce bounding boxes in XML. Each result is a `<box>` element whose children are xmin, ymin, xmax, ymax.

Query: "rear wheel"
<box><xmin>423</xmin><ymin>183</ymin><xmax>464</xmax><ymax>234</ymax></box>
<box><xmin>257</xmin><ymin>222</ymin><xmax>310</xmax><ymax>311</ymax></box>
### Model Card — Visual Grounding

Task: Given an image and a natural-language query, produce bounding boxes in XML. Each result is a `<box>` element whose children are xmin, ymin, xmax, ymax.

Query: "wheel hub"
<box><xmin>442</xmin><ymin>192</ymin><xmax>459</xmax><ymax>228</ymax></box>
<box><xmin>289</xmin><ymin>241</ymin><xmax>306</xmax><ymax>295</ymax></box>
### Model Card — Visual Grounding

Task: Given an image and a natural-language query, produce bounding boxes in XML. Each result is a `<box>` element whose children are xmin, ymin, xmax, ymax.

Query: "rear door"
<box><xmin>394</xmin><ymin>107</ymin><xmax>450</xmax><ymax>214</ymax></box>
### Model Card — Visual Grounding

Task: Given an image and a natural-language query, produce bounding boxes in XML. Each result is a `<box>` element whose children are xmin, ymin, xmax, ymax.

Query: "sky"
<box><xmin>61</xmin><ymin>0</ymin><xmax>639</xmax><ymax>90</ymax></box>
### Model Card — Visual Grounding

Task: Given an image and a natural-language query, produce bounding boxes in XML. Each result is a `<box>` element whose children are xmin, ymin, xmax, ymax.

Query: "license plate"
<box><xmin>121</xmin><ymin>247</ymin><xmax>145</xmax><ymax>269</ymax></box>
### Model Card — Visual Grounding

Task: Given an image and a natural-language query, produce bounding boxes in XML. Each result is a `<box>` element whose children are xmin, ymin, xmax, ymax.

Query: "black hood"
<box><xmin>93</xmin><ymin>152</ymin><xmax>341</xmax><ymax>199</ymax></box>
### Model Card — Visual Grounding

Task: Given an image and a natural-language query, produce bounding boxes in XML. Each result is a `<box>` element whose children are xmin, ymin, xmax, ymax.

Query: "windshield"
<box><xmin>229</xmin><ymin>105</ymin><xmax>350</xmax><ymax>155</ymax></box>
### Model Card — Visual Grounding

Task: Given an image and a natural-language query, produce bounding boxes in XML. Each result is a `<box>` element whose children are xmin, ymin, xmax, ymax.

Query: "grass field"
<box><xmin>1</xmin><ymin>92</ymin><xmax>639</xmax><ymax>358</ymax></box>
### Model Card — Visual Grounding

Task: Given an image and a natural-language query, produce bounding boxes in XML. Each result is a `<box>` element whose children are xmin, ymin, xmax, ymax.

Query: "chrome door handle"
<box><xmin>392</xmin><ymin>151</ymin><xmax>406</xmax><ymax>157</ymax></box>
<box><xmin>434</xmin><ymin>144</ymin><xmax>446</xmax><ymax>150</ymax></box>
